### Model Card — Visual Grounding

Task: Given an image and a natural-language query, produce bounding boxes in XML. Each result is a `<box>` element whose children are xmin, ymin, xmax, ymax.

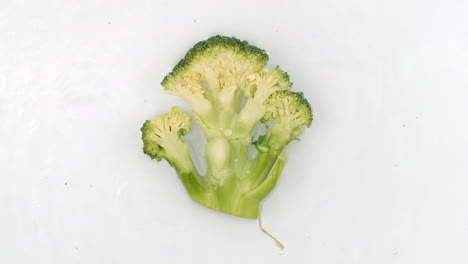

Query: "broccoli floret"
<box><xmin>236</xmin><ymin>66</ymin><xmax>293</xmax><ymax>135</ymax></box>
<box><xmin>141</xmin><ymin>106</ymin><xmax>194</xmax><ymax>170</ymax></box>
<box><xmin>142</xmin><ymin>36</ymin><xmax>313</xmax><ymax>220</ymax></box>
<box><xmin>262</xmin><ymin>91</ymin><xmax>313</xmax><ymax>149</ymax></box>
<box><xmin>161</xmin><ymin>35</ymin><xmax>271</xmax><ymax>131</ymax></box>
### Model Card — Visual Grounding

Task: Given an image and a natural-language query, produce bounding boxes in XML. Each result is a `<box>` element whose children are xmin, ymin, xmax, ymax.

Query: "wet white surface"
<box><xmin>1</xmin><ymin>0</ymin><xmax>468</xmax><ymax>263</ymax></box>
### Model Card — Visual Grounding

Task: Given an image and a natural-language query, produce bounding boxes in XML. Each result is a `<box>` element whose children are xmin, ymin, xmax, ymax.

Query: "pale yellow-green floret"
<box><xmin>235</xmin><ymin>66</ymin><xmax>292</xmax><ymax>137</ymax></box>
<box><xmin>141</xmin><ymin>107</ymin><xmax>194</xmax><ymax>173</ymax></box>
<box><xmin>244</xmin><ymin>66</ymin><xmax>292</xmax><ymax>101</ymax></box>
<box><xmin>263</xmin><ymin>91</ymin><xmax>313</xmax><ymax>148</ymax></box>
<box><xmin>162</xmin><ymin>72</ymin><xmax>213</xmax><ymax>118</ymax></box>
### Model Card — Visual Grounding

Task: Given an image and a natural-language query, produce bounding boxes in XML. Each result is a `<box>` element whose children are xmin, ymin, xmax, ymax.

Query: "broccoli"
<box><xmin>142</xmin><ymin>35</ymin><xmax>312</xmax><ymax>220</ymax></box>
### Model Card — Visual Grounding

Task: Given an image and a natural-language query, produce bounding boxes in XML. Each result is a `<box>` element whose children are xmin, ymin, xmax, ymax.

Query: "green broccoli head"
<box><xmin>142</xmin><ymin>36</ymin><xmax>314</xmax><ymax>225</ymax></box>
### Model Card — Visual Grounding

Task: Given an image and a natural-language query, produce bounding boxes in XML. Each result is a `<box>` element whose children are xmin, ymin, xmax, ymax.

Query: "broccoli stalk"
<box><xmin>142</xmin><ymin>36</ymin><xmax>312</xmax><ymax>219</ymax></box>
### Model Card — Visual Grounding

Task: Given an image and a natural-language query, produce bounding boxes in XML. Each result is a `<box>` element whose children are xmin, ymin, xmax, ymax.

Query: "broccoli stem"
<box><xmin>230</xmin><ymin>137</ymin><xmax>253</xmax><ymax>179</ymax></box>
<box><xmin>176</xmin><ymin>170</ymin><xmax>205</xmax><ymax>197</ymax></box>
<box><xmin>250</xmin><ymin>151</ymin><xmax>281</xmax><ymax>188</ymax></box>
<box><xmin>180</xmin><ymin>130</ymin><xmax>288</xmax><ymax>219</ymax></box>
<box><xmin>229</xmin><ymin>152</ymin><xmax>288</xmax><ymax>219</ymax></box>
<box><xmin>244</xmin><ymin>130</ymin><xmax>288</xmax><ymax>187</ymax></box>
<box><xmin>246</xmin><ymin>152</ymin><xmax>288</xmax><ymax>201</ymax></box>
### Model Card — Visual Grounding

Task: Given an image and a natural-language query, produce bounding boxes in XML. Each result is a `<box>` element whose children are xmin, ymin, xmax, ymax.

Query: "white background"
<box><xmin>1</xmin><ymin>0</ymin><xmax>468</xmax><ymax>263</ymax></box>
